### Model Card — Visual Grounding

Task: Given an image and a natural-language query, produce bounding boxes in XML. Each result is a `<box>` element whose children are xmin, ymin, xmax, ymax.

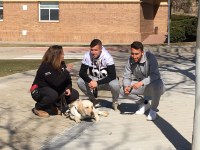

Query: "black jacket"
<box><xmin>33</xmin><ymin>61</ymin><xmax>72</xmax><ymax>93</ymax></box>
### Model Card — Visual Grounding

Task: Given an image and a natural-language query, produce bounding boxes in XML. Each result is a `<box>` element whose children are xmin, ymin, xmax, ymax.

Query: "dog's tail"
<box><xmin>98</xmin><ymin>111</ymin><xmax>109</xmax><ymax>117</ymax></box>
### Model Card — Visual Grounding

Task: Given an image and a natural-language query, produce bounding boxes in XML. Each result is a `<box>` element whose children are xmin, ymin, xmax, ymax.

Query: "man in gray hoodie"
<box><xmin>120</xmin><ymin>41</ymin><xmax>165</xmax><ymax>120</ymax></box>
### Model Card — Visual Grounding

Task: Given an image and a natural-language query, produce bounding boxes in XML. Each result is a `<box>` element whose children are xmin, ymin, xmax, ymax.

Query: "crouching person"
<box><xmin>120</xmin><ymin>41</ymin><xmax>165</xmax><ymax>120</ymax></box>
<box><xmin>77</xmin><ymin>39</ymin><xmax>120</xmax><ymax>111</ymax></box>
<box><xmin>30</xmin><ymin>45</ymin><xmax>79</xmax><ymax>118</ymax></box>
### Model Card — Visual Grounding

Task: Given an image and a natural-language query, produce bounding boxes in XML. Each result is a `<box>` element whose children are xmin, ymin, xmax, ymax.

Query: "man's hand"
<box><xmin>132</xmin><ymin>81</ymin><xmax>144</xmax><ymax>89</ymax></box>
<box><xmin>88</xmin><ymin>80</ymin><xmax>98</xmax><ymax>89</ymax></box>
<box><xmin>124</xmin><ymin>86</ymin><xmax>131</xmax><ymax>94</ymax></box>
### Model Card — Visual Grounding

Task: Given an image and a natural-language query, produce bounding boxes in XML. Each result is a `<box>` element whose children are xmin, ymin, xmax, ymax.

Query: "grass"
<box><xmin>0</xmin><ymin>59</ymin><xmax>78</xmax><ymax>77</ymax></box>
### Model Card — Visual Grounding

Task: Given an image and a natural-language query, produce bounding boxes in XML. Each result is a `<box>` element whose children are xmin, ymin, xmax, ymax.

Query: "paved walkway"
<box><xmin>0</xmin><ymin>45</ymin><xmax>195</xmax><ymax>150</ymax></box>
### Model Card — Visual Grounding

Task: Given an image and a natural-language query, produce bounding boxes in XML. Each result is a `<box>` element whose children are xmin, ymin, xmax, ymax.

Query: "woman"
<box><xmin>30</xmin><ymin>45</ymin><xmax>79</xmax><ymax>118</ymax></box>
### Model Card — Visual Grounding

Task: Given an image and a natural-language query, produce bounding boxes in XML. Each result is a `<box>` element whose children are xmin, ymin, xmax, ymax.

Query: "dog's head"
<box><xmin>77</xmin><ymin>100</ymin><xmax>94</xmax><ymax>117</ymax></box>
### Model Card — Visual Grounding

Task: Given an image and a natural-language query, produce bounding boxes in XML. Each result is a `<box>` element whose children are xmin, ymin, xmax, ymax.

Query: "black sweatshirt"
<box><xmin>79</xmin><ymin>63</ymin><xmax>117</xmax><ymax>85</ymax></box>
<box><xmin>33</xmin><ymin>61</ymin><xmax>72</xmax><ymax>93</ymax></box>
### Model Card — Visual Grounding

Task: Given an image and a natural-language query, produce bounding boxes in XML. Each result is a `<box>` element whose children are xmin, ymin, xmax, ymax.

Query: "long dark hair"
<box><xmin>42</xmin><ymin>45</ymin><xmax>63</xmax><ymax>70</ymax></box>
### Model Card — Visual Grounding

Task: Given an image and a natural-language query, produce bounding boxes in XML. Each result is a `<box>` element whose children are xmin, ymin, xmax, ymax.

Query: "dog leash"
<box><xmin>60</xmin><ymin>92</ymin><xmax>66</xmax><ymax>116</ymax></box>
<box><xmin>60</xmin><ymin>92</ymin><xmax>70</xmax><ymax>117</ymax></box>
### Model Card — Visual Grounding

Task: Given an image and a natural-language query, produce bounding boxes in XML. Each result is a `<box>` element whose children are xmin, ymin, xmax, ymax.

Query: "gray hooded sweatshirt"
<box><xmin>123</xmin><ymin>50</ymin><xmax>161</xmax><ymax>87</ymax></box>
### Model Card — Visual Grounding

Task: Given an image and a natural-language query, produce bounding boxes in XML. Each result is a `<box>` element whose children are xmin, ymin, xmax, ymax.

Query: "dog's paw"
<box><xmin>70</xmin><ymin>115</ymin><xmax>81</xmax><ymax>123</ymax></box>
<box><xmin>103</xmin><ymin>111</ymin><xmax>109</xmax><ymax>117</ymax></box>
<box><xmin>75</xmin><ymin>118</ymin><xmax>81</xmax><ymax>123</ymax></box>
<box><xmin>94</xmin><ymin>115</ymin><xmax>100</xmax><ymax>122</ymax></box>
<box><xmin>98</xmin><ymin>111</ymin><xmax>109</xmax><ymax>117</ymax></box>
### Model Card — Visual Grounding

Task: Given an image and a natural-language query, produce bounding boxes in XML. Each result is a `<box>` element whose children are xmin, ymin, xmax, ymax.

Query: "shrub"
<box><xmin>170</xmin><ymin>15</ymin><xmax>197</xmax><ymax>43</ymax></box>
<box><xmin>170</xmin><ymin>21</ymin><xmax>186</xmax><ymax>42</ymax></box>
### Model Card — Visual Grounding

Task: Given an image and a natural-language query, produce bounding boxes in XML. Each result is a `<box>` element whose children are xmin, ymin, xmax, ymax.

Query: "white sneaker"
<box><xmin>135</xmin><ymin>102</ymin><xmax>150</xmax><ymax>115</ymax></box>
<box><xmin>90</xmin><ymin>98</ymin><xmax>100</xmax><ymax>107</ymax></box>
<box><xmin>147</xmin><ymin>109</ymin><xmax>157</xmax><ymax>121</ymax></box>
<box><xmin>94</xmin><ymin>102</ymin><xmax>100</xmax><ymax>107</ymax></box>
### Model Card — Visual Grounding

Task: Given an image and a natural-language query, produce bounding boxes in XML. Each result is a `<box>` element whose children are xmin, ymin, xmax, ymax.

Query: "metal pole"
<box><xmin>167</xmin><ymin>0</ymin><xmax>170</xmax><ymax>46</ymax></box>
<box><xmin>192</xmin><ymin>2</ymin><xmax>200</xmax><ymax>150</ymax></box>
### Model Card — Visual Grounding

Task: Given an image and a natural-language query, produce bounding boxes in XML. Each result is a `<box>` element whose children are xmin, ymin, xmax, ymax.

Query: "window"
<box><xmin>39</xmin><ymin>2</ymin><xmax>59</xmax><ymax>22</ymax></box>
<box><xmin>0</xmin><ymin>1</ymin><xmax>3</xmax><ymax>21</ymax></box>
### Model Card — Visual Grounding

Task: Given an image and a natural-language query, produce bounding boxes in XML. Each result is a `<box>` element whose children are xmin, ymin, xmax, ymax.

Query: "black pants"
<box><xmin>34</xmin><ymin>87</ymin><xmax>79</xmax><ymax>110</ymax></box>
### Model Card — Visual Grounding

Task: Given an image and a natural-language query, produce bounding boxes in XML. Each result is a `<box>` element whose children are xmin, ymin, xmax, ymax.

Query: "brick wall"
<box><xmin>139</xmin><ymin>2</ymin><xmax>168</xmax><ymax>41</ymax></box>
<box><xmin>0</xmin><ymin>1</ymin><xmax>168</xmax><ymax>44</ymax></box>
<box><xmin>154</xmin><ymin>4</ymin><xmax>168</xmax><ymax>35</ymax></box>
<box><xmin>140</xmin><ymin>2</ymin><xmax>154</xmax><ymax>41</ymax></box>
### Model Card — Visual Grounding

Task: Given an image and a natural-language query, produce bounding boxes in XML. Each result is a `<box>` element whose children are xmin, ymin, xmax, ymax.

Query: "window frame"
<box><xmin>0</xmin><ymin>1</ymin><xmax>3</xmax><ymax>21</ymax></box>
<box><xmin>39</xmin><ymin>2</ymin><xmax>59</xmax><ymax>22</ymax></box>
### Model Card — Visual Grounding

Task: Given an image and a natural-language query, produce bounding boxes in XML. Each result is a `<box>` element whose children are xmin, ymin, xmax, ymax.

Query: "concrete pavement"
<box><xmin>0</xmin><ymin>45</ymin><xmax>195</xmax><ymax>150</ymax></box>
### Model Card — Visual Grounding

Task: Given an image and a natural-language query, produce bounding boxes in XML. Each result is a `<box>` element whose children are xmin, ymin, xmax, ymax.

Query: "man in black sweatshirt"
<box><xmin>77</xmin><ymin>39</ymin><xmax>120</xmax><ymax>111</ymax></box>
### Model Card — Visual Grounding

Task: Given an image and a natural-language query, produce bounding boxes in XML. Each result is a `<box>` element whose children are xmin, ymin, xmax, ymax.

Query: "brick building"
<box><xmin>0</xmin><ymin>0</ymin><xmax>168</xmax><ymax>44</ymax></box>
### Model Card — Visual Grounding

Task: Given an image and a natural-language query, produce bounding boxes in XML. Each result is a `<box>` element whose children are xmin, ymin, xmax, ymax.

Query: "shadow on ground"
<box><xmin>0</xmin><ymin>46</ymin><xmax>195</xmax><ymax>149</ymax></box>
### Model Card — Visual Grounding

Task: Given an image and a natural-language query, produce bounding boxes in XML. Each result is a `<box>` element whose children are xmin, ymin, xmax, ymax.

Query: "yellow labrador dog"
<box><xmin>69</xmin><ymin>99</ymin><xmax>109</xmax><ymax>123</ymax></box>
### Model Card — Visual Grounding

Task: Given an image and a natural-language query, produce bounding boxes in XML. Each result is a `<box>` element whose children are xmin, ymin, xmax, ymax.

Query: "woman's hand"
<box><xmin>65</xmin><ymin>89</ymin><xmax>71</xmax><ymax>96</ymax></box>
<box><xmin>66</xmin><ymin>63</ymin><xmax>73</xmax><ymax>72</ymax></box>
